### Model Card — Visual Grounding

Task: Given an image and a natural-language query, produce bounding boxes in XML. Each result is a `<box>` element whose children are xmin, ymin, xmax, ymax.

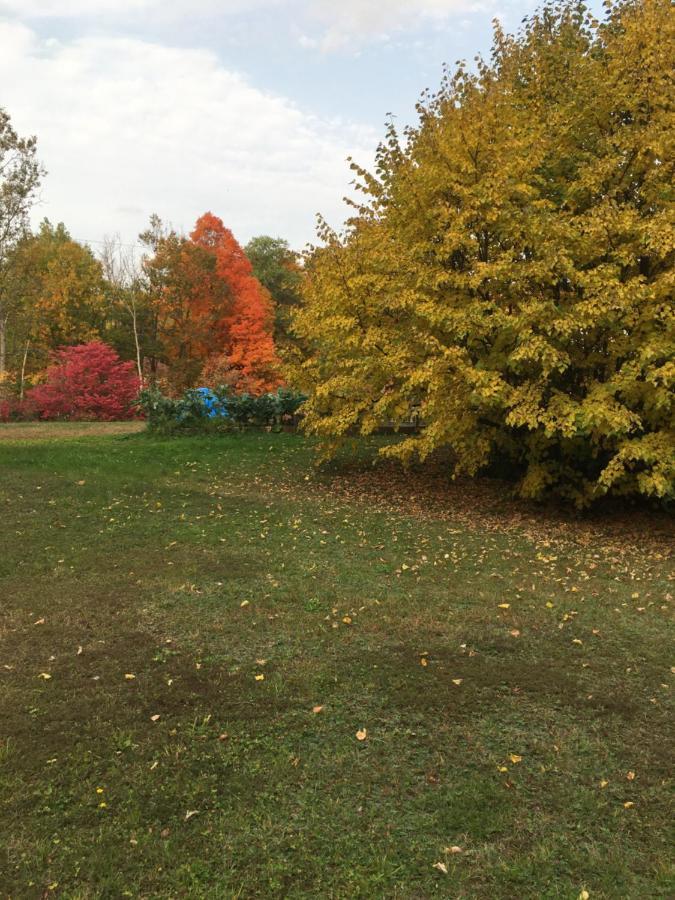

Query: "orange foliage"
<box><xmin>190</xmin><ymin>213</ymin><xmax>281</xmax><ymax>394</ymax></box>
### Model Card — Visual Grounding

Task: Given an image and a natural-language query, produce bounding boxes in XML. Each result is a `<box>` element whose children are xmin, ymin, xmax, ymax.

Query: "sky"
<box><xmin>0</xmin><ymin>0</ymin><xmax>540</xmax><ymax>252</ymax></box>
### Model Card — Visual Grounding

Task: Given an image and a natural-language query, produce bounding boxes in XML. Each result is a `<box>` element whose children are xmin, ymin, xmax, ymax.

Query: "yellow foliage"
<box><xmin>290</xmin><ymin>0</ymin><xmax>674</xmax><ymax>505</ymax></box>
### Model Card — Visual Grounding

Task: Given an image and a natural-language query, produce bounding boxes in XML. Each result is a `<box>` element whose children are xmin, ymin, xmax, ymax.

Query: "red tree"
<box><xmin>27</xmin><ymin>342</ymin><xmax>140</xmax><ymax>420</ymax></box>
<box><xmin>190</xmin><ymin>213</ymin><xmax>281</xmax><ymax>394</ymax></box>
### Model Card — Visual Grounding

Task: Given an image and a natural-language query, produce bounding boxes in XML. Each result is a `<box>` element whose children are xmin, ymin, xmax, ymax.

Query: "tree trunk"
<box><xmin>131</xmin><ymin>302</ymin><xmax>143</xmax><ymax>387</ymax></box>
<box><xmin>19</xmin><ymin>339</ymin><xmax>30</xmax><ymax>400</ymax></box>
<box><xmin>0</xmin><ymin>313</ymin><xmax>6</xmax><ymax>376</ymax></box>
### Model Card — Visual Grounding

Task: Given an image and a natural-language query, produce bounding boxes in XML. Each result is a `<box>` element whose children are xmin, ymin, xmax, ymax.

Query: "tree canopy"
<box><xmin>290</xmin><ymin>0</ymin><xmax>674</xmax><ymax>505</ymax></box>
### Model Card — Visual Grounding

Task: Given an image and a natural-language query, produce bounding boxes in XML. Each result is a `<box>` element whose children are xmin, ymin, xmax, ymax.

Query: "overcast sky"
<box><xmin>1</xmin><ymin>0</ymin><xmax>540</xmax><ymax>251</ymax></box>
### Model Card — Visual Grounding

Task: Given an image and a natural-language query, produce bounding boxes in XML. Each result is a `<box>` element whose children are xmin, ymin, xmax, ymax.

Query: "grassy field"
<box><xmin>0</xmin><ymin>423</ymin><xmax>673</xmax><ymax>899</ymax></box>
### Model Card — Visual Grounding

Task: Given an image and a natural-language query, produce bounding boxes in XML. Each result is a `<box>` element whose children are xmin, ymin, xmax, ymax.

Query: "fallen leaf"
<box><xmin>420</xmin><ymin>657</ymin><xmax>428</xmax><ymax>667</ymax></box>
<box><xmin>599</xmin><ymin>779</ymin><xmax>609</xmax><ymax>788</ymax></box>
<box><xmin>218</xmin><ymin>733</ymin><xmax>228</xmax><ymax>741</ymax></box>
<box><xmin>508</xmin><ymin>754</ymin><xmax>522</xmax><ymax>764</ymax></box>
<box><xmin>452</xmin><ymin>678</ymin><xmax>463</xmax><ymax>686</ymax></box>
<box><xmin>124</xmin><ymin>673</ymin><xmax>136</xmax><ymax>680</ymax></box>
<box><xmin>34</xmin><ymin>618</ymin><xmax>45</xmax><ymax>626</ymax></box>
<box><xmin>509</xmin><ymin>629</ymin><xmax>521</xmax><ymax>637</ymax></box>
<box><xmin>254</xmin><ymin>674</ymin><xmax>265</xmax><ymax>681</ymax></box>
<box><xmin>184</xmin><ymin>810</ymin><xmax>199</xmax><ymax>821</ymax></box>
<box><xmin>150</xmin><ymin>714</ymin><xmax>160</xmax><ymax>722</ymax></box>
<box><xmin>446</xmin><ymin>845</ymin><xmax>463</xmax><ymax>854</ymax></box>
<box><xmin>623</xmin><ymin>801</ymin><xmax>634</xmax><ymax>809</ymax></box>
<box><xmin>433</xmin><ymin>862</ymin><xmax>448</xmax><ymax>874</ymax></box>
<box><xmin>626</xmin><ymin>771</ymin><xmax>636</xmax><ymax>781</ymax></box>
<box><xmin>38</xmin><ymin>672</ymin><xmax>52</xmax><ymax>680</ymax></box>
<box><xmin>498</xmin><ymin>603</ymin><xmax>510</xmax><ymax>609</ymax></box>
<box><xmin>356</xmin><ymin>728</ymin><xmax>367</xmax><ymax>741</ymax></box>
<box><xmin>240</xmin><ymin>600</ymin><xmax>250</xmax><ymax>608</ymax></box>
<box><xmin>342</xmin><ymin>616</ymin><xmax>352</xmax><ymax>625</ymax></box>
<box><xmin>312</xmin><ymin>705</ymin><xmax>324</xmax><ymax>714</ymax></box>
<box><xmin>578</xmin><ymin>890</ymin><xmax>590</xmax><ymax>900</ymax></box>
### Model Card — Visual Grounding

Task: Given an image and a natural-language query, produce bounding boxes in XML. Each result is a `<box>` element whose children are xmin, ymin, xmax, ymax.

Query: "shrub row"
<box><xmin>137</xmin><ymin>385</ymin><xmax>306</xmax><ymax>434</ymax></box>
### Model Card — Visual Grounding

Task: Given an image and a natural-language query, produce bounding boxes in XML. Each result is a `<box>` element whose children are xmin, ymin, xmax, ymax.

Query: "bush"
<box><xmin>137</xmin><ymin>385</ymin><xmax>306</xmax><ymax>433</ymax></box>
<box><xmin>27</xmin><ymin>343</ymin><xmax>140</xmax><ymax>420</ymax></box>
<box><xmin>0</xmin><ymin>398</ymin><xmax>37</xmax><ymax>422</ymax></box>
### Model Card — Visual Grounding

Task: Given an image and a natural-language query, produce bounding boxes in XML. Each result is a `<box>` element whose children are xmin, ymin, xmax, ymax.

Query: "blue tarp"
<box><xmin>195</xmin><ymin>387</ymin><xmax>228</xmax><ymax>418</ymax></box>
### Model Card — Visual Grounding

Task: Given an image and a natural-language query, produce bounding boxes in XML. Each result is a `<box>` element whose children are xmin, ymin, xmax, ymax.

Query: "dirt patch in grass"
<box><xmin>317</xmin><ymin>456</ymin><xmax>674</xmax><ymax>556</ymax></box>
<box><xmin>0</xmin><ymin>420</ymin><xmax>145</xmax><ymax>441</ymax></box>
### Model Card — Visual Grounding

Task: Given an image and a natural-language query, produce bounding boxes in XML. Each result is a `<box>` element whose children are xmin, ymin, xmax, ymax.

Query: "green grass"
<box><xmin>0</xmin><ymin>424</ymin><xmax>672</xmax><ymax>899</ymax></box>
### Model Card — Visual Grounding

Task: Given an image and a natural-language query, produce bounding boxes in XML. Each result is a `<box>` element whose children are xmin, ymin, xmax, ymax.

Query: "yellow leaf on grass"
<box><xmin>124</xmin><ymin>673</ymin><xmax>136</xmax><ymax>680</ymax></box>
<box><xmin>452</xmin><ymin>678</ymin><xmax>463</xmax><ymax>686</ymax></box>
<box><xmin>626</xmin><ymin>771</ymin><xmax>636</xmax><ymax>781</ymax></box>
<box><xmin>498</xmin><ymin>603</ymin><xmax>510</xmax><ymax>609</ymax></box>
<box><xmin>508</xmin><ymin>754</ymin><xmax>522</xmax><ymax>764</ymax></box>
<box><xmin>255</xmin><ymin>674</ymin><xmax>265</xmax><ymax>681</ymax></box>
<box><xmin>38</xmin><ymin>673</ymin><xmax>51</xmax><ymax>680</ymax></box>
<box><xmin>420</xmin><ymin>657</ymin><xmax>428</xmax><ymax>667</ymax></box>
<box><xmin>312</xmin><ymin>705</ymin><xmax>325</xmax><ymax>714</ymax></box>
<box><xmin>356</xmin><ymin>728</ymin><xmax>367</xmax><ymax>741</ymax></box>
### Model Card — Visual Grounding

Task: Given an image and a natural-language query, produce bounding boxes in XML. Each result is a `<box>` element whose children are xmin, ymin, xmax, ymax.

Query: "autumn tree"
<box><xmin>0</xmin><ymin>107</ymin><xmax>44</xmax><ymax>378</ymax></box>
<box><xmin>245</xmin><ymin>235</ymin><xmax>303</xmax><ymax>352</ymax></box>
<box><xmin>138</xmin><ymin>216</ymin><xmax>231</xmax><ymax>390</ymax></box>
<box><xmin>191</xmin><ymin>213</ymin><xmax>280</xmax><ymax>394</ymax></box>
<box><xmin>291</xmin><ymin>0</ymin><xmax>674</xmax><ymax>505</ymax></box>
<box><xmin>100</xmin><ymin>235</ymin><xmax>147</xmax><ymax>385</ymax></box>
<box><xmin>2</xmin><ymin>221</ymin><xmax>106</xmax><ymax>390</ymax></box>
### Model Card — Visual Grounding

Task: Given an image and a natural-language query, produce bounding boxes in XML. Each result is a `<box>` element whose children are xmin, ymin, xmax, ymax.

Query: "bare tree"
<box><xmin>0</xmin><ymin>108</ymin><xmax>44</xmax><ymax>375</ymax></box>
<box><xmin>101</xmin><ymin>234</ymin><xmax>145</xmax><ymax>386</ymax></box>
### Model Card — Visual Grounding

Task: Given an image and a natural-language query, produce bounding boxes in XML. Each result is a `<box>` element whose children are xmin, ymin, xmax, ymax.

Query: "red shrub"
<box><xmin>27</xmin><ymin>342</ymin><xmax>140</xmax><ymax>420</ymax></box>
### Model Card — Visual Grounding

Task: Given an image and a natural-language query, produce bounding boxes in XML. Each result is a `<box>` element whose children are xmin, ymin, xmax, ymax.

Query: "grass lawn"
<box><xmin>0</xmin><ymin>423</ymin><xmax>673</xmax><ymax>898</ymax></box>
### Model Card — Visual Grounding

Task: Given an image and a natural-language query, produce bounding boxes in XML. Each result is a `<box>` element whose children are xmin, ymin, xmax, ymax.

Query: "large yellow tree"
<box><xmin>291</xmin><ymin>0</ymin><xmax>674</xmax><ymax>504</ymax></box>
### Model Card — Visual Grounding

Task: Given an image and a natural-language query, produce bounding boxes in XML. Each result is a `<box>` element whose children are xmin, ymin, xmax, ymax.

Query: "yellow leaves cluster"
<box><xmin>289</xmin><ymin>0</ymin><xmax>675</xmax><ymax>507</ymax></box>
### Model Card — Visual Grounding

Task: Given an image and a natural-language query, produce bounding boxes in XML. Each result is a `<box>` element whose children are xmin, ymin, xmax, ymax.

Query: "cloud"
<box><xmin>304</xmin><ymin>0</ymin><xmax>490</xmax><ymax>50</ymax></box>
<box><xmin>0</xmin><ymin>21</ymin><xmax>377</xmax><ymax>248</ymax></box>
<box><xmin>0</xmin><ymin>1</ymin><xmax>263</xmax><ymax>17</ymax></box>
<box><xmin>2</xmin><ymin>0</ymin><xmax>493</xmax><ymax>48</ymax></box>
